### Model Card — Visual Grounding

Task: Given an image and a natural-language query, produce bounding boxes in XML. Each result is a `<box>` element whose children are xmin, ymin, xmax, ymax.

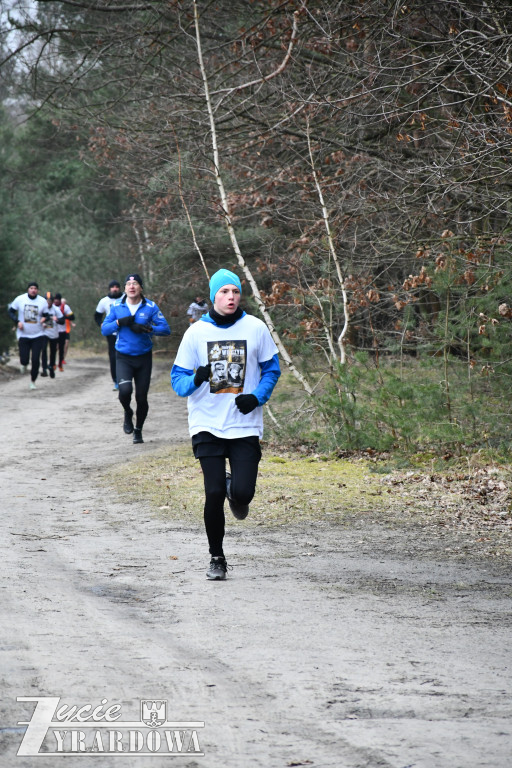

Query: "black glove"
<box><xmin>235</xmin><ymin>394</ymin><xmax>259</xmax><ymax>414</ymax></box>
<box><xmin>131</xmin><ymin>322</ymin><xmax>153</xmax><ymax>334</ymax></box>
<box><xmin>194</xmin><ymin>364</ymin><xmax>211</xmax><ymax>387</ymax></box>
<box><xmin>117</xmin><ymin>315</ymin><xmax>134</xmax><ymax>327</ymax></box>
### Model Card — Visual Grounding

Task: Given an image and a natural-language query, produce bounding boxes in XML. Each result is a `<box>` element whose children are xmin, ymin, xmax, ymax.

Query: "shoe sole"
<box><xmin>206</xmin><ymin>572</ymin><xmax>226</xmax><ymax>580</ymax></box>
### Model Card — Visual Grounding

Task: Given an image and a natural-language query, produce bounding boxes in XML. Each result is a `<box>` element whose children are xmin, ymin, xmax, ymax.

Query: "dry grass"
<box><xmin>103</xmin><ymin>444</ymin><xmax>385</xmax><ymax>528</ymax></box>
<box><xmin>102</xmin><ymin>443</ymin><xmax>512</xmax><ymax>558</ymax></box>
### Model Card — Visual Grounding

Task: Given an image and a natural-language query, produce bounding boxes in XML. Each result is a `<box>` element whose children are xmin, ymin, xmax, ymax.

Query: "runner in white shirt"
<box><xmin>40</xmin><ymin>293</ymin><xmax>64</xmax><ymax>379</ymax></box>
<box><xmin>171</xmin><ymin>268</ymin><xmax>281</xmax><ymax>581</ymax></box>
<box><xmin>53</xmin><ymin>293</ymin><xmax>74</xmax><ymax>371</ymax></box>
<box><xmin>186</xmin><ymin>295</ymin><xmax>209</xmax><ymax>323</ymax></box>
<box><xmin>8</xmin><ymin>281</ymin><xmax>49</xmax><ymax>390</ymax></box>
<box><xmin>94</xmin><ymin>280</ymin><xmax>122</xmax><ymax>389</ymax></box>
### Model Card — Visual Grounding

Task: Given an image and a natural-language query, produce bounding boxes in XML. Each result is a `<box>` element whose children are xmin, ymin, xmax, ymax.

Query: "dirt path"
<box><xmin>1</xmin><ymin>356</ymin><xmax>511</xmax><ymax>768</ymax></box>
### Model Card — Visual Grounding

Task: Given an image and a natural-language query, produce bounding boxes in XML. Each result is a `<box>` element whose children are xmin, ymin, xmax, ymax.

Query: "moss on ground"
<box><xmin>104</xmin><ymin>444</ymin><xmax>385</xmax><ymax>527</ymax></box>
<box><xmin>102</xmin><ymin>443</ymin><xmax>512</xmax><ymax>557</ymax></box>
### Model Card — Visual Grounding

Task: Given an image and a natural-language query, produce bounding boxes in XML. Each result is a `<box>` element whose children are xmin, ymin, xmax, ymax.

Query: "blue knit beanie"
<box><xmin>209</xmin><ymin>269</ymin><xmax>242</xmax><ymax>303</ymax></box>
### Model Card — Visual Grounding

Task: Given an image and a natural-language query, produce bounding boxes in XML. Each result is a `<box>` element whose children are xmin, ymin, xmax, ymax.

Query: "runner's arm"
<box><xmin>101</xmin><ymin>306</ymin><xmax>119</xmax><ymax>336</ymax></box>
<box><xmin>149</xmin><ymin>307</ymin><xmax>171</xmax><ymax>336</ymax></box>
<box><xmin>251</xmin><ymin>354</ymin><xmax>281</xmax><ymax>405</ymax></box>
<box><xmin>170</xmin><ymin>364</ymin><xmax>198</xmax><ymax>397</ymax></box>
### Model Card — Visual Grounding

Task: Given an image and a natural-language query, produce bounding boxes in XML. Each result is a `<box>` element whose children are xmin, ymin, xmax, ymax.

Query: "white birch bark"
<box><xmin>306</xmin><ymin>118</ymin><xmax>350</xmax><ymax>364</ymax></box>
<box><xmin>193</xmin><ymin>0</ymin><xmax>313</xmax><ymax>395</ymax></box>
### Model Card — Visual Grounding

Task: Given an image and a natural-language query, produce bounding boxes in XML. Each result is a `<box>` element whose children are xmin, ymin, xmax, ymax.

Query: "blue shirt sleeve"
<box><xmin>149</xmin><ymin>304</ymin><xmax>171</xmax><ymax>336</ymax></box>
<box><xmin>171</xmin><ymin>364</ymin><xmax>197</xmax><ymax>397</ymax></box>
<box><xmin>252</xmin><ymin>353</ymin><xmax>281</xmax><ymax>405</ymax></box>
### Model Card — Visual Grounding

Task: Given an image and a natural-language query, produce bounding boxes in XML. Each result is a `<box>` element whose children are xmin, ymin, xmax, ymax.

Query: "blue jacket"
<box><xmin>102</xmin><ymin>295</ymin><xmax>170</xmax><ymax>355</ymax></box>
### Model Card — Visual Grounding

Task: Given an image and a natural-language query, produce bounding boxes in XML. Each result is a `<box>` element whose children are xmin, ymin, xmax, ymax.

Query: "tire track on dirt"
<box><xmin>1</xmin><ymin>356</ymin><xmax>511</xmax><ymax>767</ymax></box>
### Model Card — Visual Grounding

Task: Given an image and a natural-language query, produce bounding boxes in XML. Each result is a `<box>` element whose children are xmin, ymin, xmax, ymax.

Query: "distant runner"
<box><xmin>53</xmin><ymin>294</ymin><xmax>75</xmax><ymax>371</ymax></box>
<box><xmin>187</xmin><ymin>295</ymin><xmax>209</xmax><ymax>323</ymax></box>
<box><xmin>8</xmin><ymin>281</ymin><xmax>49</xmax><ymax>390</ymax></box>
<box><xmin>41</xmin><ymin>292</ymin><xmax>64</xmax><ymax>378</ymax></box>
<box><xmin>102</xmin><ymin>273</ymin><xmax>171</xmax><ymax>444</ymax></box>
<box><xmin>95</xmin><ymin>280</ymin><xmax>122</xmax><ymax>389</ymax></box>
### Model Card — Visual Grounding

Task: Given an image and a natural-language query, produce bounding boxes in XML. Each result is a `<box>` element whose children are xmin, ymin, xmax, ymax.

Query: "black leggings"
<box><xmin>193</xmin><ymin>433</ymin><xmax>261</xmax><ymax>557</ymax></box>
<box><xmin>107</xmin><ymin>334</ymin><xmax>117</xmax><ymax>383</ymax></box>
<box><xmin>57</xmin><ymin>333</ymin><xmax>66</xmax><ymax>365</ymax></box>
<box><xmin>41</xmin><ymin>337</ymin><xmax>58</xmax><ymax>371</ymax></box>
<box><xmin>116</xmin><ymin>350</ymin><xmax>152</xmax><ymax>429</ymax></box>
<box><xmin>18</xmin><ymin>336</ymin><xmax>44</xmax><ymax>382</ymax></box>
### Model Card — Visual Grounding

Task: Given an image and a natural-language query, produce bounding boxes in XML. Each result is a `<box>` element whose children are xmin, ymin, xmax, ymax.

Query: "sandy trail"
<box><xmin>0</xmin><ymin>356</ymin><xmax>511</xmax><ymax>767</ymax></box>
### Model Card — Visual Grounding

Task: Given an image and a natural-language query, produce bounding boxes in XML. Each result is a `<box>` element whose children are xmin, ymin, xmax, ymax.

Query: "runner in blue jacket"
<box><xmin>102</xmin><ymin>273</ymin><xmax>170</xmax><ymax>443</ymax></box>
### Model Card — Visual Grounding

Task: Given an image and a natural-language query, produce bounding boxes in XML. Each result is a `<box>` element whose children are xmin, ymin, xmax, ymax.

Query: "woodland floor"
<box><xmin>0</xmin><ymin>351</ymin><xmax>511</xmax><ymax>768</ymax></box>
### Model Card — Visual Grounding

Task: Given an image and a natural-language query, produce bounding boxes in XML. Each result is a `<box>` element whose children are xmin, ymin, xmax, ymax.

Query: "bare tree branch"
<box><xmin>193</xmin><ymin>0</ymin><xmax>313</xmax><ymax>395</ymax></box>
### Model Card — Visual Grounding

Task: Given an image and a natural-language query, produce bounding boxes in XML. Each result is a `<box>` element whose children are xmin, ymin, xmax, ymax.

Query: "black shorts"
<box><xmin>192</xmin><ymin>431</ymin><xmax>261</xmax><ymax>461</ymax></box>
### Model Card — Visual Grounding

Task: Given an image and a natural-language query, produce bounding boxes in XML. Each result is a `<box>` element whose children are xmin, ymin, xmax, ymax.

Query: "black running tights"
<box><xmin>198</xmin><ymin>454</ymin><xmax>260</xmax><ymax>558</ymax></box>
<box><xmin>18</xmin><ymin>336</ymin><xmax>44</xmax><ymax>382</ymax></box>
<box><xmin>107</xmin><ymin>334</ymin><xmax>117</xmax><ymax>383</ymax></box>
<box><xmin>41</xmin><ymin>337</ymin><xmax>58</xmax><ymax>372</ymax></box>
<box><xmin>116</xmin><ymin>350</ymin><xmax>152</xmax><ymax>429</ymax></box>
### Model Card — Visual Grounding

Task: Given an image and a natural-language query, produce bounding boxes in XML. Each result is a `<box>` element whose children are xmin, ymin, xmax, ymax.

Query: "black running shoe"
<box><xmin>123</xmin><ymin>411</ymin><xmax>134</xmax><ymax>434</ymax></box>
<box><xmin>206</xmin><ymin>557</ymin><xmax>228</xmax><ymax>580</ymax></box>
<box><xmin>41</xmin><ymin>370</ymin><xmax>48</xmax><ymax>377</ymax></box>
<box><xmin>49</xmin><ymin>367</ymin><xmax>55</xmax><ymax>379</ymax></box>
<box><xmin>133</xmin><ymin>427</ymin><xmax>144</xmax><ymax>444</ymax></box>
<box><xmin>226</xmin><ymin>471</ymin><xmax>249</xmax><ymax>520</ymax></box>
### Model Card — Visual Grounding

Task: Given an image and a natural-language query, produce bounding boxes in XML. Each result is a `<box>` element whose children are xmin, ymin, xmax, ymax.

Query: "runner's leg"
<box><xmin>227</xmin><ymin>437</ymin><xmax>261</xmax><ymax>506</ymax></box>
<box><xmin>198</xmin><ymin>455</ymin><xmax>227</xmax><ymax>558</ymax></box>
<box><xmin>18</xmin><ymin>338</ymin><xmax>30</xmax><ymax>367</ymax></box>
<box><xmin>132</xmin><ymin>351</ymin><xmax>152</xmax><ymax>430</ymax></box>
<box><xmin>57</xmin><ymin>333</ymin><xmax>65</xmax><ymax>367</ymax></box>
<box><xmin>49</xmin><ymin>338</ymin><xmax>58</xmax><ymax>371</ymax></box>
<box><xmin>107</xmin><ymin>334</ymin><xmax>117</xmax><ymax>383</ymax></box>
<box><xmin>116</xmin><ymin>353</ymin><xmax>135</xmax><ymax>417</ymax></box>
<box><xmin>30</xmin><ymin>337</ymin><xmax>44</xmax><ymax>382</ymax></box>
<box><xmin>41</xmin><ymin>338</ymin><xmax>48</xmax><ymax>372</ymax></box>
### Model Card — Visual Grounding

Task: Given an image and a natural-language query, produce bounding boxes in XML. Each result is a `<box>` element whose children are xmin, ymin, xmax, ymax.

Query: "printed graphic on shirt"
<box><xmin>23</xmin><ymin>304</ymin><xmax>40</xmax><ymax>324</ymax></box>
<box><xmin>207</xmin><ymin>340</ymin><xmax>246</xmax><ymax>394</ymax></box>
